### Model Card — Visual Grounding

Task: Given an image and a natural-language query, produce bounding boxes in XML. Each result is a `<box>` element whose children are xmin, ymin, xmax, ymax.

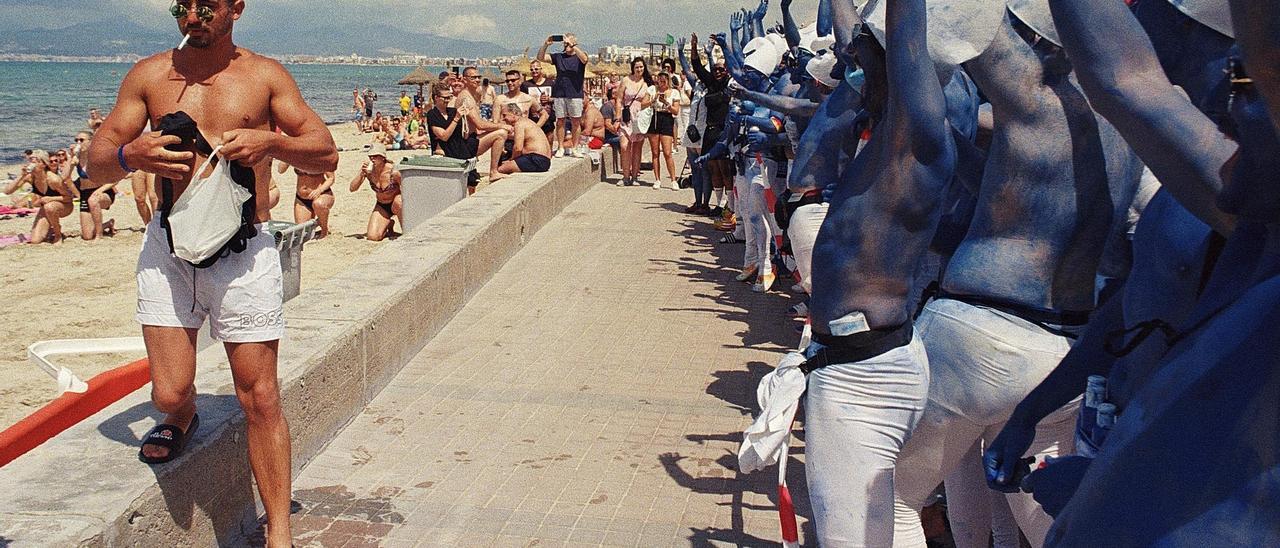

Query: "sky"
<box><xmin>0</xmin><ymin>0</ymin><xmax>821</xmax><ymax>52</ymax></box>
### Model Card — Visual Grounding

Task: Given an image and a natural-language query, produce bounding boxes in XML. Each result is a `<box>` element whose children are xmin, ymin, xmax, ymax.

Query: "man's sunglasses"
<box><xmin>74</xmin><ymin>138</ymin><xmax>87</xmax><ymax>142</ymax></box>
<box><xmin>170</xmin><ymin>2</ymin><xmax>216</xmax><ymax>22</ymax></box>
<box><xmin>505</xmin><ymin>78</ymin><xmax>519</xmax><ymax>83</ymax></box>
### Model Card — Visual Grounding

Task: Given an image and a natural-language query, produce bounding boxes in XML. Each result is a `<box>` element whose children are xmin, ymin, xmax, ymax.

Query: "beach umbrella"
<box><xmin>397</xmin><ymin>66</ymin><xmax>434</xmax><ymax>96</ymax></box>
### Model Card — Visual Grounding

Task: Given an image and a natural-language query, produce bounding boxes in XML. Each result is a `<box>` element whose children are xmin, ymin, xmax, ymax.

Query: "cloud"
<box><xmin>432</xmin><ymin>14</ymin><xmax>497</xmax><ymax>39</ymax></box>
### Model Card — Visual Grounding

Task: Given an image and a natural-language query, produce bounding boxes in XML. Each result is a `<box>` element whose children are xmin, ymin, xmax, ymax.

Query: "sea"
<box><xmin>0</xmin><ymin>61</ymin><xmax>503</xmax><ymax>168</ymax></box>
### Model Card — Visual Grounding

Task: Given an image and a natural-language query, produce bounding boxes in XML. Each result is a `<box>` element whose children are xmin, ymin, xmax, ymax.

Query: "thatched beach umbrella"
<box><xmin>397</xmin><ymin>66</ymin><xmax>434</xmax><ymax>96</ymax></box>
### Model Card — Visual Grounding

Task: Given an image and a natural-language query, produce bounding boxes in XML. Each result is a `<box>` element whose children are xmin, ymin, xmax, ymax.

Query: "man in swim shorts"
<box><xmin>86</xmin><ymin>2</ymin><xmax>338</xmax><ymax>545</ymax></box>
<box><xmin>490</xmin><ymin>102</ymin><xmax>552</xmax><ymax>182</ymax></box>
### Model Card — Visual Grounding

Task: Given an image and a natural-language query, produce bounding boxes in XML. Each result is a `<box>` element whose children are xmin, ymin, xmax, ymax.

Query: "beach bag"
<box><xmin>630</xmin><ymin>85</ymin><xmax>655</xmax><ymax>134</ymax></box>
<box><xmin>165</xmin><ymin>145</ymin><xmax>253</xmax><ymax>265</ymax></box>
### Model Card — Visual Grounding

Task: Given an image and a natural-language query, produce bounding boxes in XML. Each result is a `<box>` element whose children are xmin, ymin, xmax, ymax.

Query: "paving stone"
<box><xmin>291</xmin><ymin>181</ymin><xmax>812</xmax><ymax>546</ymax></box>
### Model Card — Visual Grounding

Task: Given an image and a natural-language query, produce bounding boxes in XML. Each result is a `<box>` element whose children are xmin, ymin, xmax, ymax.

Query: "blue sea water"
<box><xmin>0</xmin><ymin>61</ymin><xmax>500</xmax><ymax>167</ymax></box>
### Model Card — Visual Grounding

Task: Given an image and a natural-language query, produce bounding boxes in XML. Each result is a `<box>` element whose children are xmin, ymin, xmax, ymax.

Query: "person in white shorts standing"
<box><xmin>87</xmin><ymin>1</ymin><xmax>337</xmax><ymax>546</ymax></box>
<box><xmin>538</xmin><ymin>32</ymin><xmax>589</xmax><ymax>157</ymax></box>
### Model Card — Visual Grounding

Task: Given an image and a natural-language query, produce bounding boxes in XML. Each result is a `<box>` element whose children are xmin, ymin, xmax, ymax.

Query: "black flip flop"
<box><xmin>138</xmin><ymin>414</ymin><xmax>200</xmax><ymax>465</ymax></box>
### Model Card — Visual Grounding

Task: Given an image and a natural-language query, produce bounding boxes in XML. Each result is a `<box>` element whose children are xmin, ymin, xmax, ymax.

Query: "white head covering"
<box><xmin>1167</xmin><ymin>0</ymin><xmax>1234</xmax><ymax>38</ymax></box>
<box><xmin>744</xmin><ymin>36</ymin><xmax>785</xmax><ymax>74</ymax></box>
<box><xmin>799</xmin><ymin>22</ymin><xmax>837</xmax><ymax>54</ymax></box>
<box><xmin>862</xmin><ymin>0</ymin><xmax>1007</xmax><ymax>66</ymax></box>
<box><xmin>1006</xmin><ymin>0</ymin><xmax>1061</xmax><ymax>46</ymax></box>
<box><xmin>806</xmin><ymin>51</ymin><xmax>841</xmax><ymax>89</ymax></box>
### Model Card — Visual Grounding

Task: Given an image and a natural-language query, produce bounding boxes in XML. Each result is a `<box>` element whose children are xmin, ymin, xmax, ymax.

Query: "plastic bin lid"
<box><xmin>399</xmin><ymin>155</ymin><xmax>474</xmax><ymax>171</ymax></box>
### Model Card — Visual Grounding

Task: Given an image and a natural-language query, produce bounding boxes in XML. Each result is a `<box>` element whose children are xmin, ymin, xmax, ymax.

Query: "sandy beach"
<box><xmin>0</xmin><ymin>121</ymin><xmax>492</xmax><ymax>429</ymax></box>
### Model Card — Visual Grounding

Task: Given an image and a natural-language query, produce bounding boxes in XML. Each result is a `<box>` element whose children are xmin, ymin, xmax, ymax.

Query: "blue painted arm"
<box><xmin>817</xmin><ymin>0</ymin><xmax>833</xmax><ymax>37</ymax></box>
<box><xmin>738</xmin><ymin>87</ymin><xmax>820</xmax><ymax>118</ymax></box>
<box><xmin>739</xmin><ymin>114</ymin><xmax>784</xmax><ymax>134</ymax></box>
<box><xmin>676</xmin><ymin>38</ymin><xmax>699</xmax><ymax>90</ymax></box>
<box><xmin>830</xmin><ymin>0</ymin><xmax>862</xmax><ymax>67</ymax></box>
<box><xmin>752</xmin><ymin>0</ymin><xmax>769</xmax><ymax>38</ymax></box>
<box><xmin>1048</xmin><ymin>0</ymin><xmax>1236</xmax><ymax>235</ymax></box>
<box><xmin>887</xmin><ymin>0</ymin><xmax>950</xmax><ymax>162</ymax></box>
<box><xmin>746</xmin><ymin>130</ymin><xmax>789</xmax><ymax>153</ymax></box>
<box><xmin>781</xmin><ymin>0</ymin><xmax>800</xmax><ymax>49</ymax></box>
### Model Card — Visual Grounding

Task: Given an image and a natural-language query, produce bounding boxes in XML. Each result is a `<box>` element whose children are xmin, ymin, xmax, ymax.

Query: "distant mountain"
<box><xmin>0</xmin><ymin>18</ymin><xmax>512</xmax><ymax>59</ymax></box>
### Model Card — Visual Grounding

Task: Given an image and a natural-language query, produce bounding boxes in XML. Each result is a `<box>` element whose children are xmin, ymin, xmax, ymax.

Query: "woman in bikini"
<box><xmin>280</xmin><ymin>160</ymin><xmax>335</xmax><ymax>238</ymax></box>
<box><xmin>71</xmin><ymin>131</ymin><xmax>117</xmax><ymax>240</ymax></box>
<box><xmin>348</xmin><ymin>143</ymin><xmax>401</xmax><ymax>241</ymax></box>
<box><xmin>615</xmin><ymin>58</ymin><xmax>654</xmax><ymax>186</ymax></box>
<box><xmin>25</xmin><ymin>149</ymin><xmax>74</xmax><ymax>244</ymax></box>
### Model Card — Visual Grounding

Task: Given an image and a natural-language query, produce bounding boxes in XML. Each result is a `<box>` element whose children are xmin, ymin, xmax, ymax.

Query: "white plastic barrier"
<box><xmin>27</xmin><ymin>338</ymin><xmax>146</xmax><ymax>394</ymax></box>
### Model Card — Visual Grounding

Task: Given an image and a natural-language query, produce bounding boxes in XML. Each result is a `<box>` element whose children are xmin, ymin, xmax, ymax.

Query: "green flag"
<box><xmin>666</xmin><ymin>34</ymin><xmax>675</xmax><ymax>46</ymax></box>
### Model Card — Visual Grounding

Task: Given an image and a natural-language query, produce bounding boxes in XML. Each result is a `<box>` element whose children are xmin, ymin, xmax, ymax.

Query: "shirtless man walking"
<box><xmin>490</xmin><ymin>103</ymin><xmax>551</xmax><ymax>182</ymax></box>
<box><xmin>86</xmin><ymin>2</ymin><xmax>338</xmax><ymax>546</ymax></box>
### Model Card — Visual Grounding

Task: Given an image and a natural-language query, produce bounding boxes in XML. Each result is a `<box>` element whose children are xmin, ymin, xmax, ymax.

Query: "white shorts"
<box><xmin>136</xmin><ymin>218</ymin><xmax>285</xmax><ymax>343</ymax></box>
<box><xmin>553</xmin><ymin>97</ymin><xmax>584</xmax><ymax>119</ymax></box>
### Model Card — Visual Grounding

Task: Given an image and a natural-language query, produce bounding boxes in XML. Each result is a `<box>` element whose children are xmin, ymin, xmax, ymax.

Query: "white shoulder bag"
<box><xmin>165</xmin><ymin>146</ymin><xmax>253</xmax><ymax>264</ymax></box>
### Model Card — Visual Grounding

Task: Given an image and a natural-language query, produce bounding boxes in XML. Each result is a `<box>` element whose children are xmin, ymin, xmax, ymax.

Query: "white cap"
<box><xmin>743</xmin><ymin>36</ymin><xmax>785</xmax><ymax>75</ymax></box>
<box><xmin>806</xmin><ymin>52</ymin><xmax>841</xmax><ymax>89</ymax></box>
<box><xmin>861</xmin><ymin>0</ymin><xmax>1007</xmax><ymax>66</ymax></box>
<box><xmin>1006</xmin><ymin>0</ymin><xmax>1062</xmax><ymax>47</ymax></box>
<box><xmin>1166</xmin><ymin>0</ymin><xmax>1234</xmax><ymax>38</ymax></box>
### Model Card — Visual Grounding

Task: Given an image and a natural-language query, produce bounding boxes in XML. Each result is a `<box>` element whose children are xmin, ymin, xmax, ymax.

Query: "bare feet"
<box><xmin>489</xmin><ymin>172</ymin><xmax>508</xmax><ymax>183</ymax></box>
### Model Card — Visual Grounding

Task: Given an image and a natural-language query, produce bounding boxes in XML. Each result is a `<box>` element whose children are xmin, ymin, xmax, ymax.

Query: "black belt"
<box><xmin>801</xmin><ymin>322</ymin><xmax>914</xmax><ymax>374</ymax></box>
<box><xmin>936</xmin><ymin>291</ymin><xmax>1091</xmax><ymax>339</ymax></box>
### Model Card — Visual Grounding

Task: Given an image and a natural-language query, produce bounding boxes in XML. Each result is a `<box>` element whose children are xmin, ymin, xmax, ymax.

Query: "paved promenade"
<box><xmin>277</xmin><ymin>179</ymin><xmax>814</xmax><ymax>547</ymax></box>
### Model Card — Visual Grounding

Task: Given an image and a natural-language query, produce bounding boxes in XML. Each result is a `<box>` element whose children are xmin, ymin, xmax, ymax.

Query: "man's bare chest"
<box><xmin>146</xmin><ymin>68</ymin><xmax>273</xmax><ymax>139</ymax></box>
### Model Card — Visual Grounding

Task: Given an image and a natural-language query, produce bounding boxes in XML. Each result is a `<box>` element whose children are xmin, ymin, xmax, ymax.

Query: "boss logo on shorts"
<box><xmin>239</xmin><ymin>310</ymin><xmax>284</xmax><ymax>328</ymax></box>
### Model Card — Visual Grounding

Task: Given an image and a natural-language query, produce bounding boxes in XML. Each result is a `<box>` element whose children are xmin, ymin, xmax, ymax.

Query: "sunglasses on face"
<box><xmin>170</xmin><ymin>2</ymin><xmax>216</xmax><ymax>22</ymax></box>
<box><xmin>505</xmin><ymin>78</ymin><xmax>519</xmax><ymax>83</ymax></box>
<box><xmin>74</xmin><ymin>138</ymin><xmax>87</xmax><ymax>142</ymax></box>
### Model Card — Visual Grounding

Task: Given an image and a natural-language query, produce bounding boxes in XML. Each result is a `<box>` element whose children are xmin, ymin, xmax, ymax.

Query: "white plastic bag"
<box><xmin>166</xmin><ymin>146</ymin><xmax>251</xmax><ymax>264</ymax></box>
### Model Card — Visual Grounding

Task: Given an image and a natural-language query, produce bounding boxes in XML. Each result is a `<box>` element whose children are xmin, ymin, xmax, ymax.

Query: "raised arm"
<box><xmin>781</xmin><ymin>0</ymin><xmax>801</xmax><ymax>49</ymax></box>
<box><xmin>1229</xmin><ymin>1</ymin><xmax>1280</xmax><ymax>134</ymax></box>
<box><xmin>716</xmin><ymin>31</ymin><xmax>751</xmax><ymax>88</ymax></box>
<box><xmin>1047</xmin><ymin>0</ymin><xmax>1236</xmax><ymax>235</ymax></box>
<box><xmin>689</xmin><ymin>34</ymin><xmax>721</xmax><ymax>91</ymax></box>
<box><xmin>830</xmin><ymin>0</ymin><xmax>863</xmax><ymax>67</ymax></box>
<box><xmin>886</xmin><ymin>0</ymin><xmax>949</xmax><ymax>163</ymax></box>
<box><xmin>536</xmin><ymin>37</ymin><xmax>553</xmax><ymax>63</ymax></box>
<box><xmin>677</xmin><ymin>38</ymin><xmax>700</xmax><ymax>89</ymax></box>
<box><xmin>752</xmin><ymin>0</ymin><xmax>769</xmax><ymax>38</ymax></box>
<box><xmin>817</xmin><ymin>0</ymin><xmax>834</xmax><ymax>37</ymax></box>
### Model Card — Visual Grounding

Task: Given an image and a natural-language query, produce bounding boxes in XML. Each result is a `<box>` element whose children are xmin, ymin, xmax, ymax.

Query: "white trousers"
<box><xmin>805</xmin><ymin>335</ymin><xmax>930</xmax><ymax>547</ymax></box>
<box><xmin>893</xmin><ymin>298</ymin><xmax>1079</xmax><ymax>548</ymax></box>
<box><xmin>738</xmin><ymin>159</ymin><xmax>772</xmax><ymax>274</ymax></box>
<box><xmin>944</xmin><ymin>440</ymin><xmax>1022</xmax><ymax>548</ymax></box>
<box><xmin>788</xmin><ymin>202</ymin><xmax>828</xmax><ymax>294</ymax></box>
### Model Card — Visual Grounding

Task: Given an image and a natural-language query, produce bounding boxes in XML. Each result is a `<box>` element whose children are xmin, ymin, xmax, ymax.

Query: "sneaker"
<box><xmin>788</xmin><ymin>301</ymin><xmax>809</xmax><ymax>318</ymax></box>
<box><xmin>735</xmin><ymin>265</ymin><xmax>758</xmax><ymax>281</ymax></box>
<box><xmin>652</xmin><ymin>181</ymin><xmax>662</xmax><ymax>190</ymax></box>
<box><xmin>553</xmin><ymin>148</ymin><xmax>565</xmax><ymax>158</ymax></box>
<box><xmin>753</xmin><ymin>272</ymin><xmax>776</xmax><ymax>293</ymax></box>
<box><xmin>669</xmin><ymin>181</ymin><xmax>680</xmax><ymax>191</ymax></box>
<box><xmin>616</xmin><ymin>177</ymin><xmax>626</xmax><ymax>187</ymax></box>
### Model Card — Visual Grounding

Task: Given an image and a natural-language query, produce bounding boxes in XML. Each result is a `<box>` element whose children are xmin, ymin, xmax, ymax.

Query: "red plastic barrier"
<box><xmin>0</xmin><ymin>359</ymin><xmax>150</xmax><ymax>467</ymax></box>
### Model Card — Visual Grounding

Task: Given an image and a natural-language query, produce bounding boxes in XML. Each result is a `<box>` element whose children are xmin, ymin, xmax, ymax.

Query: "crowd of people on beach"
<box><xmin>674</xmin><ymin>0</ymin><xmax>1280</xmax><ymax>546</ymax></box>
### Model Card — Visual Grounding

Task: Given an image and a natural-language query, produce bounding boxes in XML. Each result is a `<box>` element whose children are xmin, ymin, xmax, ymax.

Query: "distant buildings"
<box><xmin>596</xmin><ymin>44</ymin><xmax>651</xmax><ymax>63</ymax></box>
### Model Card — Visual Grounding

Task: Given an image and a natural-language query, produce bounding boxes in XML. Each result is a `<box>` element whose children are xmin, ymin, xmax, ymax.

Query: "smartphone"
<box><xmin>550</xmin><ymin>34</ymin><xmax>564</xmax><ymax>42</ymax></box>
<box><xmin>451</xmin><ymin>66</ymin><xmax>460</xmax><ymax>75</ymax></box>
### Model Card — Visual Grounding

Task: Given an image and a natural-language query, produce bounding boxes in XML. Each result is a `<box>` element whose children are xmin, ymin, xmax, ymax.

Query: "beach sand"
<box><xmin>0</xmin><ymin>122</ymin><xmax>497</xmax><ymax>429</ymax></box>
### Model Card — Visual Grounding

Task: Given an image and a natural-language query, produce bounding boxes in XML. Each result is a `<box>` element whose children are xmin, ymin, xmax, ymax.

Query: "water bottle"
<box><xmin>1076</xmin><ymin>375</ymin><xmax>1108</xmax><ymax>457</ymax></box>
<box><xmin>1095</xmin><ymin>403</ymin><xmax>1117</xmax><ymax>447</ymax></box>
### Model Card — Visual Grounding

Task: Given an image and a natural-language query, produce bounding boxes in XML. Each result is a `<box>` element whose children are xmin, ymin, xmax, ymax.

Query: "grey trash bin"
<box><xmin>264</xmin><ymin>219</ymin><xmax>318</xmax><ymax>302</ymax></box>
<box><xmin>398</xmin><ymin>155</ymin><xmax>476</xmax><ymax>232</ymax></box>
